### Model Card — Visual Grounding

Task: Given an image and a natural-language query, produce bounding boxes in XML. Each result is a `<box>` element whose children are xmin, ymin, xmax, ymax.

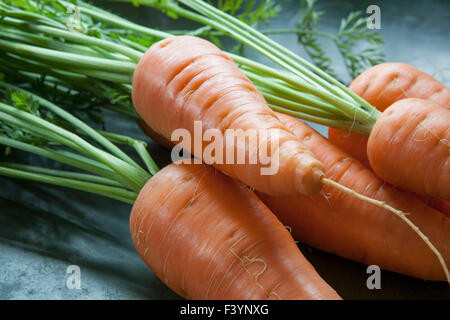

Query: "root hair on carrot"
<box><xmin>227</xmin><ymin>245</ymin><xmax>271</xmax><ymax>296</ymax></box>
<box><xmin>322</xmin><ymin>177</ymin><xmax>450</xmax><ymax>285</ymax></box>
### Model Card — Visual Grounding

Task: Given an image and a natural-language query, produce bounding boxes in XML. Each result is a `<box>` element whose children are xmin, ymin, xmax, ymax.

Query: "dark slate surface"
<box><xmin>0</xmin><ymin>0</ymin><xmax>449</xmax><ymax>299</ymax></box>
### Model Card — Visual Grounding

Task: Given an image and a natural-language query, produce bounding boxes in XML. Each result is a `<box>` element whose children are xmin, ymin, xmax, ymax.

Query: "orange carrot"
<box><xmin>429</xmin><ymin>197</ymin><xmax>450</xmax><ymax>218</ymax></box>
<box><xmin>329</xmin><ymin>63</ymin><xmax>450</xmax><ymax>212</ymax></box>
<box><xmin>132</xmin><ymin>36</ymin><xmax>325</xmax><ymax>197</ymax></box>
<box><xmin>348</xmin><ymin>63</ymin><xmax>450</xmax><ymax>110</ymax></box>
<box><xmin>367</xmin><ymin>98</ymin><xmax>450</xmax><ymax>200</ymax></box>
<box><xmin>329</xmin><ymin>62</ymin><xmax>450</xmax><ymax>168</ymax></box>
<box><xmin>258</xmin><ymin>113</ymin><xmax>450</xmax><ymax>282</ymax></box>
<box><xmin>130</xmin><ymin>162</ymin><xmax>341</xmax><ymax>300</ymax></box>
<box><xmin>328</xmin><ymin>127</ymin><xmax>371</xmax><ymax>167</ymax></box>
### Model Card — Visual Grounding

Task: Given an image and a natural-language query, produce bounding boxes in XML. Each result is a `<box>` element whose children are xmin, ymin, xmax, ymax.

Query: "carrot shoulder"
<box><xmin>130</xmin><ymin>162</ymin><xmax>340</xmax><ymax>300</ymax></box>
<box><xmin>258</xmin><ymin>113</ymin><xmax>450</xmax><ymax>281</ymax></box>
<box><xmin>132</xmin><ymin>36</ymin><xmax>324</xmax><ymax>196</ymax></box>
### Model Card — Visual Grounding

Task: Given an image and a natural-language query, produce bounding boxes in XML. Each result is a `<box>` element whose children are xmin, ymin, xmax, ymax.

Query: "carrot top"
<box><xmin>0</xmin><ymin>0</ymin><xmax>381</xmax><ymax>135</ymax></box>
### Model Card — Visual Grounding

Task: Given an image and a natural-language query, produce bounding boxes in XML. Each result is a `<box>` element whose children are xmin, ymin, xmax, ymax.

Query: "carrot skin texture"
<box><xmin>132</xmin><ymin>36</ymin><xmax>324</xmax><ymax>196</ymax></box>
<box><xmin>367</xmin><ymin>98</ymin><xmax>450</xmax><ymax>200</ymax></box>
<box><xmin>130</xmin><ymin>163</ymin><xmax>340</xmax><ymax>300</ymax></box>
<box><xmin>258</xmin><ymin>113</ymin><xmax>450</xmax><ymax>281</ymax></box>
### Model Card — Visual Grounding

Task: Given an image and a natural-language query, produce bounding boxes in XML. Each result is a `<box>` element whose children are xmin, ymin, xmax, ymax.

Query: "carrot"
<box><xmin>367</xmin><ymin>98</ymin><xmax>450</xmax><ymax>200</ymax></box>
<box><xmin>329</xmin><ymin>62</ymin><xmax>450</xmax><ymax>168</ymax></box>
<box><xmin>347</xmin><ymin>63</ymin><xmax>450</xmax><ymax>110</ymax></box>
<box><xmin>429</xmin><ymin>197</ymin><xmax>450</xmax><ymax>218</ymax></box>
<box><xmin>132</xmin><ymin>35</ymin><xmax>325</xmax><ymax>197</ymax></box>
<box><xmin>131</xmin><ymin>36</ymin><xmax>450</xmax><ymax>277</ymax></box>
<box><xmin>130</xmin><ymin>162</ymin><xmax>341</xmax><ymax>300</ymax></box>
<box><xmin>328</xmin><ymin>127</ymin><xmax>371</xmax><ymax>167</ymax></box>
<box><xmin>329</xmin><ymin>63</ymin><xmax>450</xmax><ymax>213</ymax></box>
<box><xmin>257</xmin><ymin>113</ymin><xmax>450</xmax><ymax>282</ymax></box>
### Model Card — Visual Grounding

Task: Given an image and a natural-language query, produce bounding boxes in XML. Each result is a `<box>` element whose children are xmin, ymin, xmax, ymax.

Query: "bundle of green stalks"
<box><xmin>0</xmin><ymin>0</ymin><xmax>385</xmax><ymax>135</ymax></box>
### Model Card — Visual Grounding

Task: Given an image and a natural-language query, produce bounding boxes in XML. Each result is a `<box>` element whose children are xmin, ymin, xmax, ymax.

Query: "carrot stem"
<box><xmin>0</xmin><ymin>1</ymin><xmax>380</xmax><ymax>132</ymax></box>
<box><xmin>0</xmin><ymin>40</ymin><xmax>136</xmax><ymax>76</ymax></box>
<box><xmin>0</xmin><ymin>162</ymin><xmax>123</xmax><ymax>188</ymax></box>
<box><xmin>96</xmin><ymin>130</ymin><xmax>160</xmax><ymax>175</ymax></box>
<box><xmin>268</xmin><ymin>105</ymin><xmax>372</xmax><ymax>135</ymax></box>
<box><xmin>0</xmin><ymin>165</ymin><xmax>137</xmax><ymax>204</ymax></box>
<box><xmin>0</xmin><ymin>83</ymin><xmax>142</xmax><ymax>170</ymax></box>
<box><xmin>0</xmin><ymin>103</ymin><xmax>149</xmax><ymax>192</ymax></box>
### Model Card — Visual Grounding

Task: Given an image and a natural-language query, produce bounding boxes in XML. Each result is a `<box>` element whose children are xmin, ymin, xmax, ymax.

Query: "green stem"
<box><xmin>269</xmin><ymin>104</ymin><xmax>371</xmax><ymax>135</ymax></box>
<box><xmin>98</xmin><ymin>130</ymin><xmax>160</xmax><ymax>176</ymax></box>
<box><xmin>0</xmin><ymin>3</ymin><xmax>66</xmax><ymax>29</ymax></box>
<box><xmin>0</xmin><ymin>162</ymin><xmax>123</xmax><ymax>187</ymax></box>
<box><xmin>0</xmin><ymin>103</ymin><xmax>149</xmax><ymax>191</ymax></box>
<box><xmin>0</xmin><ymin>39</ymin><xmax>136</xmax><ymax>76</ymax></box>
<box><xmin>27</xmin><ymin>24</ymin><xmax>143</xmax><ymax>62</ymax></box>
<box><xmin>259</xmin><ymin>90</ymin><xmax>345</xmax><ymax>120</ymax></box>
<box><xmin>178</xmin><ymin>0</ymin><xmax>380</xmax><ymax>124</ymax></box>
<box><xmin>230</xmin><ymin>53</ymin><xmax>364</xmax><ymax>118</ymax></box>
<box><xmin>0</xmin><ymin>165</ymin><xmax>137</xmax><ymax>204</ymax></box>
<box><xmin>64</xmin><ymin>0</ymin><xmax>172</xmax><ymax>39</ymax></box>
<box><xmin>0</xmin><ymin>22</ymin><xmax>108</xmax><ymax>57</ymax></box>
<box><xmin>0</xmin><ymin>109</ymin><xmax>81</xmax><ymax>151</ymax></box>
<box><xmin>247</xmin><ymin>72</ymin><xmax>346</xmax><ymax>117</ymax></box>
<box><xmin>0</xmin><ymin>82</ymin><xmax>143</xmax><ymax>171</ymax></box>
<box><xmin>0</xmin><ymin>136</ymin><xmax>129</xmax><ymax>186</ymax></box>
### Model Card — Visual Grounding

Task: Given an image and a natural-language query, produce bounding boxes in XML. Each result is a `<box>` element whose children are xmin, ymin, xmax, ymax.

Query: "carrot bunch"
<box><xmin>1</xmin><ymin>0</ymin><xmax>449</xmax><ymax>299</ymax></box>
<box><xmin>2</xmin><ymin>0</ymin><xmax>447</xmax><ymax>205</ymax></box>
<box><xmin>159</xmin><ymin>0</ymin><xmax>450</xmax><ymax>208</ymax></box>
<box><xmin>131</xmin><ymin>36</ymin><xmax>449</xmax><ymax>285</ymax></box>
